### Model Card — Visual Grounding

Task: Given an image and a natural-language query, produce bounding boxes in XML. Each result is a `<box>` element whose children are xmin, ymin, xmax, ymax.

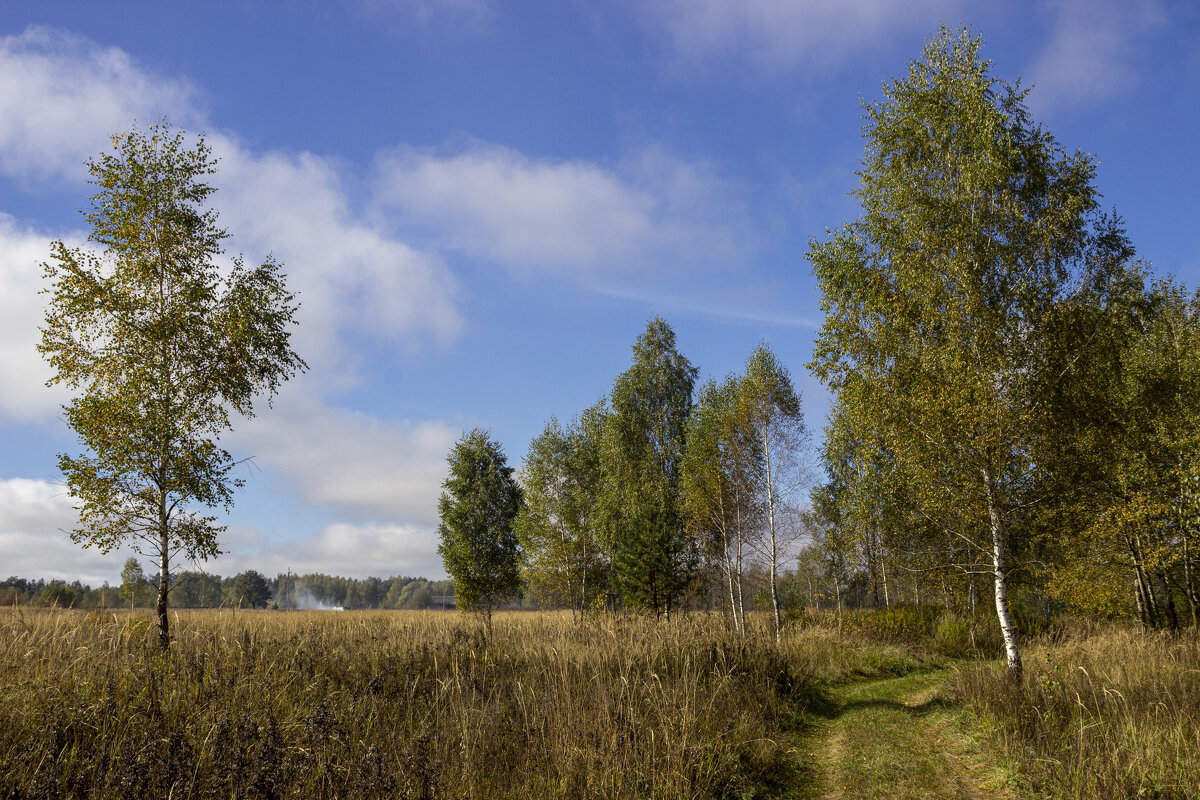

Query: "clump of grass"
<box><xmin>0</xmin><ymin>608</ymin><xmax>832</xmax><ymax>798</ymax></box>
<box><xmin>954</xmin><ymin>621</ymin><xmax>1200</xmax><ymax>799</ymax></box>
<box><xmin>829</xmin><ymin>605</ymin><xmax>1005</xmax><ymax>661</ymax></box>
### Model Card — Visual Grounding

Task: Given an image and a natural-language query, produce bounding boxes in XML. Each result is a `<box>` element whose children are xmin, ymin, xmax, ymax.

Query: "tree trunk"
<box><xmin>834</xmin><ymin>576</ymin><xmax>843</xmax><ymax>629</ymax></box>
<box><xmin>734</xmin><ymin>527</ymin><xmax>746</xmax><ymax>636</ymax></box>
<box><xmin>1133</xmin><ymin>575</ymin><xmax>1147</xmax><ymax>628</ymax></box>
<box><xmin>1183</xmin><ymin>533</ymin><xmax>1199</xmax><ymax>627</ymax></box>
<box><xmin>1129</xmin><ymin>535</ymin><xmax>1159</xmax><ymax>626</ymax></box>
<box><xmin>1157</xmin><ymin>571</ymin><xmax>1179</xmax><ymax>632</ymax></box>
<box><xmin>881</xmin><ymin>549</ymin><xmax>890</xmax><ymax>609</ymax></box>
<box><xmin>723</xmin><ymin>546</ymin><xmax>740</xmax><ymax>634</ymax></box>
<box><xmin>763</xmin><ymin>440</ymin><xmax>782</xmax><ymax>643</ymax></box>
<box><xmin>156</xmin><ymin>523</ymin><xmax>171</xmax><ymax>650</ymax></box>
<box><xmin>983</xmin><ymin>466</ymin><xmax>1021</xmax><ymax>678</ymax></box>
<box><xmin>867</xmin><ymin>520</ymin><xmax>881</xmax><ymax>607</ymax></box>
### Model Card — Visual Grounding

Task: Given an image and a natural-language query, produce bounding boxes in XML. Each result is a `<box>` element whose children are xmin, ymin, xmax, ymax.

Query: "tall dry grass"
<box><xmin>955</xmin><ymin>620</ymin><xmax>1200</xmax><ymax>799</ymax></box>
<box><xmin>0</xmin><ymin>607</ymin><xmax>878</xmax><ymax>799</ymax></box>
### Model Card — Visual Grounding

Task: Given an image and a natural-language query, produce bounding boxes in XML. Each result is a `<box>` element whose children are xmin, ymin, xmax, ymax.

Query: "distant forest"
<box><xmin>0</xmin><ymin>571</ymin><xmax>457</xmax><ymax>611</ymax></box>
<box><xmin>0</xmin><ymin>563</ymin><xmax>834</xmax><ymax>614</ymax></box>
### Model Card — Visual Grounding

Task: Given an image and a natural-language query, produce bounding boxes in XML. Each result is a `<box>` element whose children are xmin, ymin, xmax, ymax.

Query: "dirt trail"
<box><xmin>796</xmin><ymin>669</ymin><xmax>1023</xmax><ymax>800</ymax></box>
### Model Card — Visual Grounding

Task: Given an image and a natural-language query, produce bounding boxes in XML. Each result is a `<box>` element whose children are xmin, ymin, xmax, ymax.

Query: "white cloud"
<box><xmin>374</xmin><ymin>142</ymin><xmax>748</xmax><ymax>279</ymax></box>
<box><xmin>233</xmin><ymin>392</ymin><xmax>457</xmax><ymax>526</ymax></box>
<box><xmin>640</xmin><ymin>0</ymin><xmax>960</xmax><ymax>73</ymax></box>
<box><xmin>0</xmin><ymin>475</ymin><xmax>445</xmax><ymax>584</ymax></box>
<box><xmin>211</xmin><ymin>136</ymin><xmax>461</xmax><ymax>378</ymax></box>
<box><xmin>0</xmin><ymin>477</ymin><xmax>143</xmax><ymax>585</ymax></box>
<box><xmin>1026</xmin><ymin>0</ymin><xmax>1166</xmax><ymax>111</ymax></box>
<box><xmin>0</xmin><ymin>27</ymin><xmax>463</xmax><ymax>584</ymax></box>
<box><xmin>0</xmin><ymin>216</ymin><xmax>74</xmax><ymax>420</ymax></box>
<box><xmin>0</xmin><ymin>27</ymin><xmax>199</xmax><ymax>183</ymax></box>
<box><xmin>0</xmin><ymin>27</ymin><xmax>461</xmax><ymax>414</ymax></box>
<box><xmin>213</xmin><ymin>521</ymin><xmax>445</xmax><ymax>580</ymax></box>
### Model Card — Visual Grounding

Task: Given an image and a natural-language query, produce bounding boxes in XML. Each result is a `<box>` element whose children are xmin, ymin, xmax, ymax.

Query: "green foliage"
<box><xmin>682</xmin><ymin>375</ymin><xmax>761</xmax><ymax>630</ymax></box>
<box><xmin>808</xmin><ymin>27</ymin><xmax>1129</xmax><ymax>670</ymax></box>
<box><xmin>227</xmin><ymin>570</ymin><xmax>272</xmax><ymax>609</ymax></box>
<box><xmin>172</xmin><ymin>570</ymin><xmax>223</xmax><ymax>608</ymax></box>
<box><xmin>600</xmin><ymin>317</ymin><xmax>699</xmax><ymax>616</ymax></box>
<box><xmin>119</xmin><ymin>557</ymin><xmax>150</xmax><ymax>609</ymax></box>
<box><xmin>515</xmin><ymin>406</ymin><xmax>608</xmax><ymax>616</ymax></box>
<box><xmin>437</xmin><ymin>428</ymin><xmax>524</xmax><ymax>626</ymax></box>
<box><xmin>741</xmin><ymin>343</ymin><xmax>808</xmax><ymax>640</ymax></box>
<box><xmin>39</xmin><ymin>122</ymin><xmax>305</xmax><ymax>645</ymax></box>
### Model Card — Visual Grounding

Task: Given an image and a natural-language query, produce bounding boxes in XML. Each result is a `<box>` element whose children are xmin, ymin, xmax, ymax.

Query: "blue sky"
<box><xmin>0</xmin><ymin>0</ymin><xmax>1196</xmax><ymax>584</ymax></box>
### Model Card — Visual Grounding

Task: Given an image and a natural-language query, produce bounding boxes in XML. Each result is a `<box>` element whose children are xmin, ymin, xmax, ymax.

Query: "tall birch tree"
<box><xmin>809</xmin><ymin>28</ymin><xmax>1110</xmax><ymax>676</ymax></box>
<box><xmin>682</xmin><ymin>376</ymin><xmax>760</xmax><ymax>634</ymax></box>
<box><xmin>741</xmin><ymin>344</ymin><xmax>808</xmax><ymax>642</ymax></box>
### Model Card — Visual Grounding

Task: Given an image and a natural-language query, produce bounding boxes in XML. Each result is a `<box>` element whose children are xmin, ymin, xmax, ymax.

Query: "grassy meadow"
<box><xmin>1</xmin><ymin>606</ymin><xmax>1197</xmax><ymax>799</ymax></box>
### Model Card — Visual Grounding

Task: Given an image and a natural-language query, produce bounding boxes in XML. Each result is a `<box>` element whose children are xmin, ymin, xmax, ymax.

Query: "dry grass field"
<box><xmin>0</xmin><ymin>608</ymin><xmax>857</xmax><ymax>799</ymax></box>
<box><xmin>2</xmin><ymin>606</ymin><xmax>1196</xmax><ymax>799</ymax></box>
<box><xmin>955</xmin><ymin>621</ymin><xmax>1200</xmax><ymax>799</ymax></box>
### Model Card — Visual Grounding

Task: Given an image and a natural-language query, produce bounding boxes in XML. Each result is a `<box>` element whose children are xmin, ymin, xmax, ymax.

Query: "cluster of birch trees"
<box><xmin>803</xmin><ymin>28</ymin><xmax>1200</xmax><ymax>675</ymax></box>
<box><xmin>511</xmin><ymin>320</ymin><xmax>809</xmax><ymax>640</ymax></box>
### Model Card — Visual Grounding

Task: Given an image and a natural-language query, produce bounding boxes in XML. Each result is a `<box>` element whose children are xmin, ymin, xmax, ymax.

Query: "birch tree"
<box><xmin>516</xmin><ymin>405</ymin><xmax>607</xmax><ymax>620</ymax></box>
<box><xmin>682</xmin><ymin>376</ymin><xmax>760</xmax><ymax>633</ymax></box>
<box><xmin>809</xmin><ymin>28</ymin><xmax>1112</xmax><ymax>676</ymax></box>
<box><xmin>40</xmin><ymin>123</ymin><xmax>305</xmax><ymax>649</ymax></box>
<box><xmin>741</xmin><ymin>344</ymin><xmax>809</xmax><ymax>642</ymax></box>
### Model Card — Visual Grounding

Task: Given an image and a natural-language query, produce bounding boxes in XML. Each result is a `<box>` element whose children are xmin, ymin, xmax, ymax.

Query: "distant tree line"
<box><xmin>0</xmin><ymin>563</ymin><xmax>458</xmax><ymax>612</ymax></box>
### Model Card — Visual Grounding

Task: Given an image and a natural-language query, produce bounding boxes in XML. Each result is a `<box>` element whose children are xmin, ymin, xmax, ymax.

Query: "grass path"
<box><xmin>794</xmin><ymin>668</ymin><xmax>1026</xmax><ymax>800</ymax></box>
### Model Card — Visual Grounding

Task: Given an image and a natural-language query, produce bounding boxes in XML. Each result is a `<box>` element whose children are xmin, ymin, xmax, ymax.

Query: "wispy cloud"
<box><xmin>374</xmin><ymin>142</ymin><xmax>751</xmax><ymax>280</ymax></box>
<box><xmin>0</xmin><ymin>216</ymin><xmax>75</xmax><ymax>421</ymax></box>
<box><xmin>1026</xmin><ymin>0</ymin><xmax>1166</xmax><ymax>111</ymax></box>
<box><xmin>0</xmin><ymin>27</ymin><xmax>460</xmax><ymax>415</ymax></box>
<box><xmin>0</xmin><ymin>477</ymin><xmax>144</xmax><ymax>585</ymax></box>
<box><xmin>231</xmin><ymin>392</ymin><xmax>457</xmax><ymax>526</ymax></box>
<box><xmin>213</xmin><ymin>521</ymin><xmax>446</xmax><ymax>581</ymax></box>
<box><xmin>639</xmin><ymin>0</ymin><xmax>961</xmax><ymax>74</ymax></box>
<box><xmin>0</xmin><ymin>27</ymin><xmax>462</xmax><ymax>581</ymax></box>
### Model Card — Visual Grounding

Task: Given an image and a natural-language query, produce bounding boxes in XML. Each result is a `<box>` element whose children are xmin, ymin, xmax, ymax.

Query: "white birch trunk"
<box><xmin>983</xmin><ymin>466</ymin><xmax>1021</xmax><ymax>678</ymax></box>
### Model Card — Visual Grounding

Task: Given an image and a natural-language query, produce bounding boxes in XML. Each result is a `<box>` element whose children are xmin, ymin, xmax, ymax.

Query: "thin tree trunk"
<box><xmin>834</xmin><ymin>575</ymin><xmax>843</xmax><ymax>629</ymax></box>
<box><xmin>867</xmin><ymin>520</ymin><xmax>881</xmax><ymax>607</ymax></box>
<box><xmin>734</xmin><ymin>526</ymin><xmax>746</xmax><ymax>635</ymax></box>
<box><xmin>1133</xmin><ymin>575</ymin><xmax>1147</xmax><ymax>629</ymax></box>
<box><xmin>763</xmin><ymin>440</ymin><xmax>782</xmax><ymax>643</ymax></box>
<box><xmin>1183</xmin><ymin>533</ymin><xmax>1199</xmax><ymax>627</ymax></box>
<box><xmin>1129</xmin><ymin>535</ymin><xmax>1159</xmax><ymax>626</ymax></box>
<box><xmin>156</xmin><ymin>519</ymin><xmax>171</xmax><ymax>650</ymax></box>
<box><xmin>983</xmin><ymin>466</ymin><xmax>1021</xmax><ymax>678</ymax></box>
<box><xmin>1157</xmin><ymin>571</ymin><xmax>1179</xmax><ymax>632</ymax></box>
<box><xmin>881</xmin><ymin>546</ymin><xmax>890</xmax><ymax>608</ymax></box>
<box><xmin>723</xmin><ymin>545</ymin><xmax>739</xmax><ymax>633</ymax></box>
